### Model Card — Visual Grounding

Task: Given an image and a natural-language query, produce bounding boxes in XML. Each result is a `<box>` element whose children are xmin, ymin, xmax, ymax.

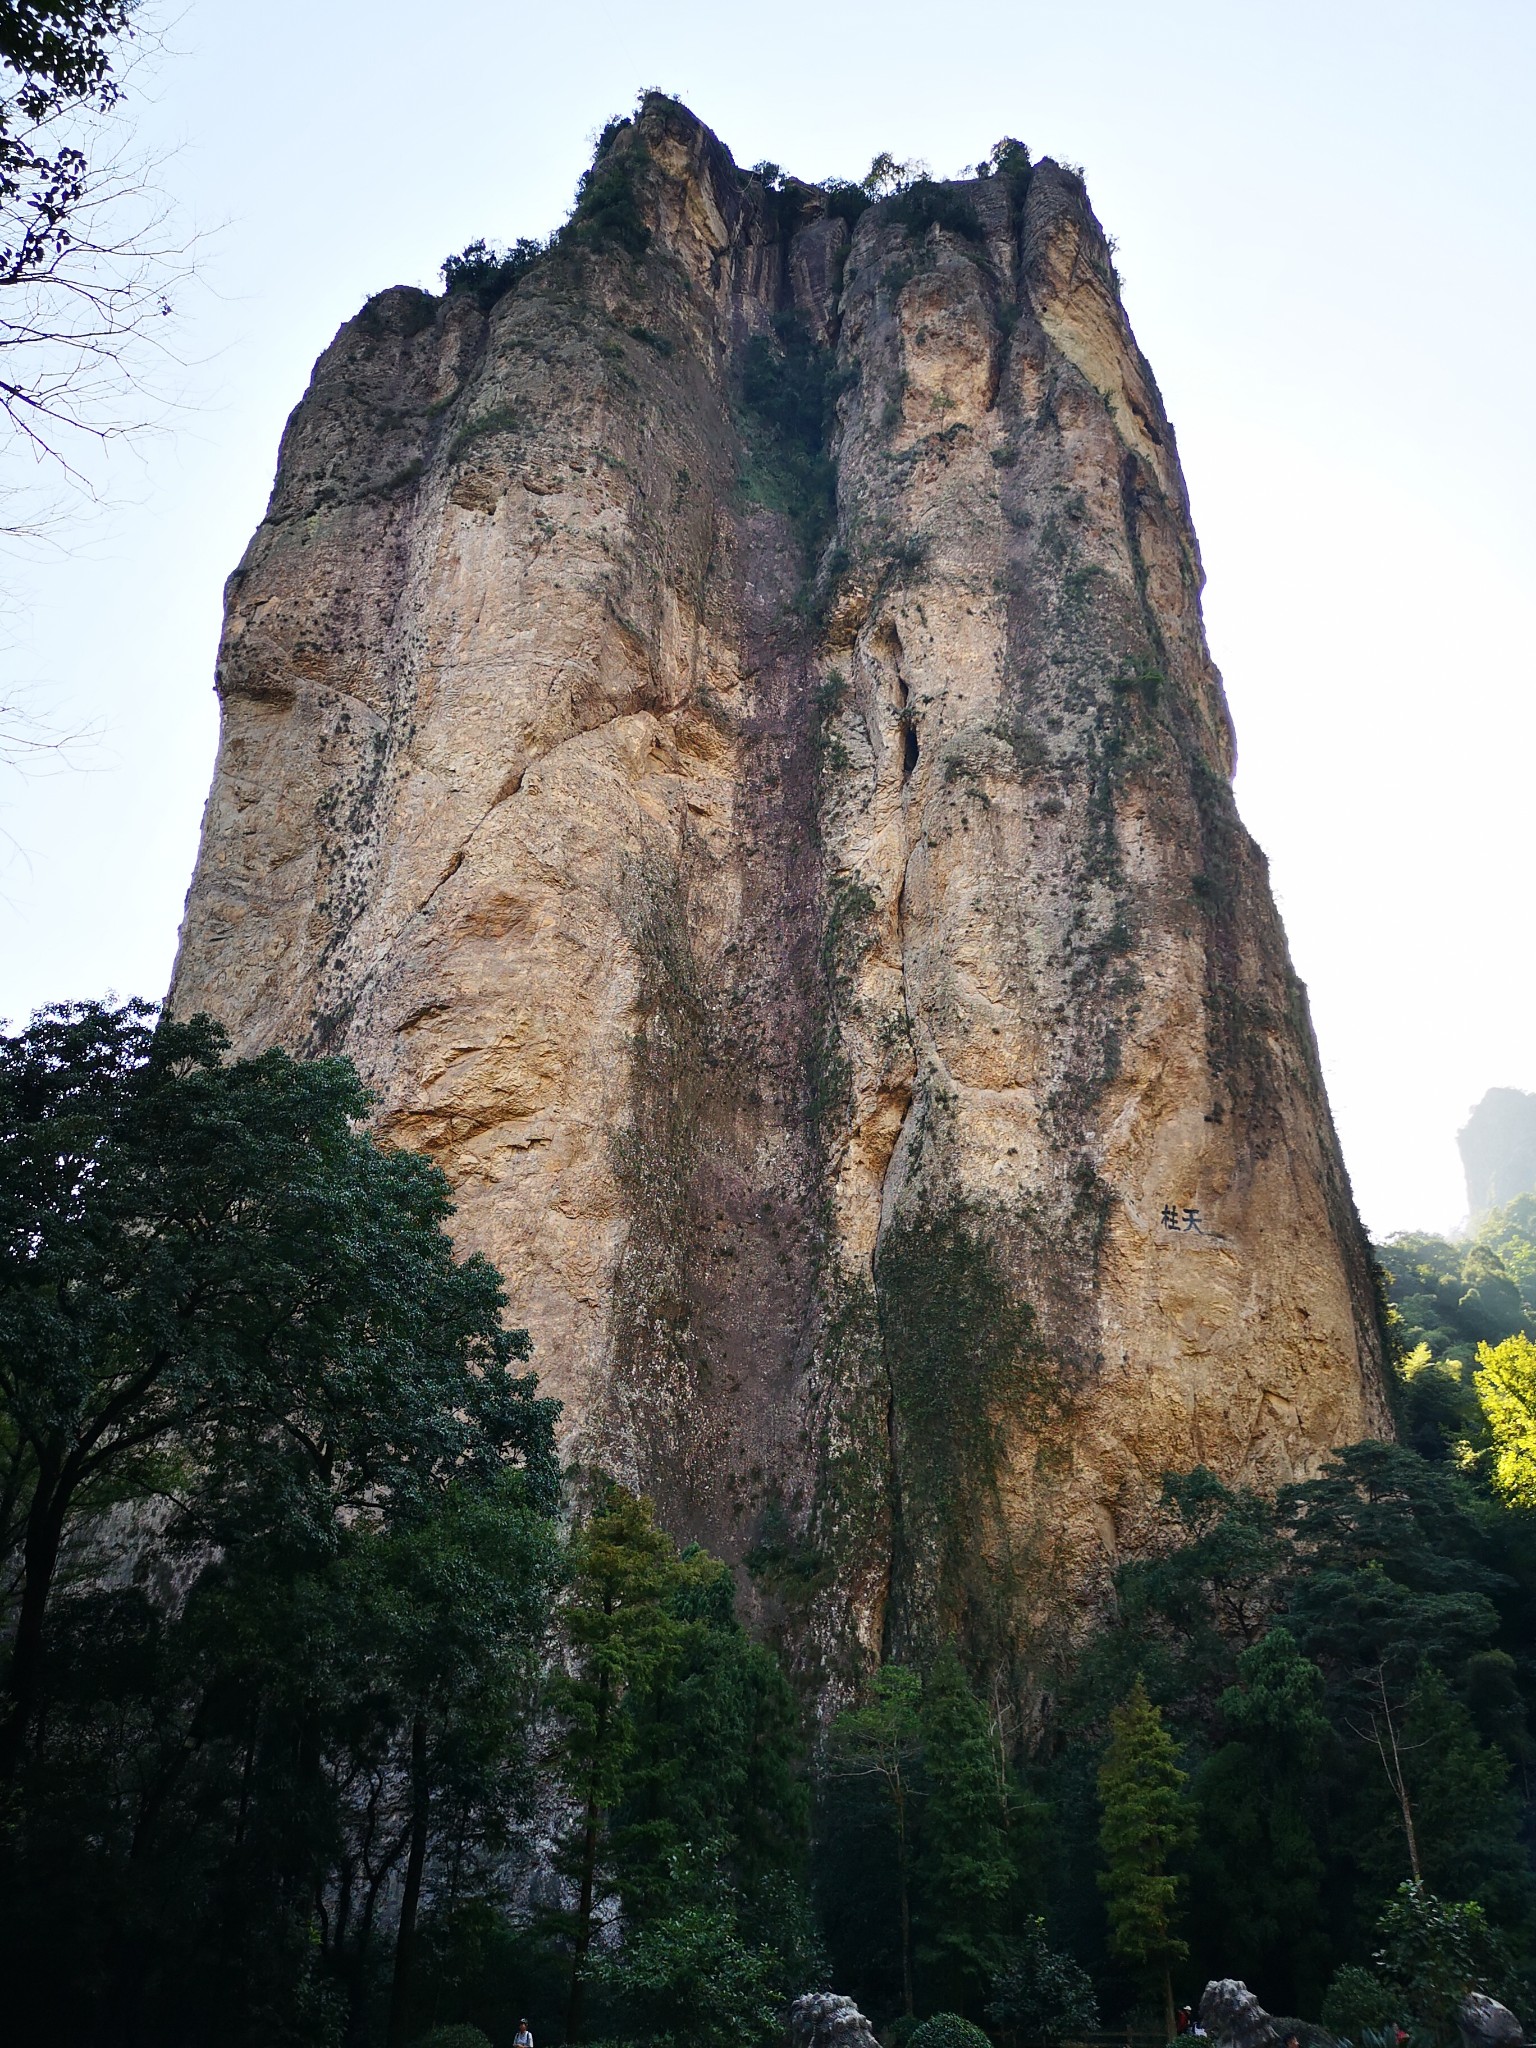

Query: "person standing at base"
<box><xmin>515</xmin><ymin>2021</ymin><xmax>533</xmax><ymax>2048</ymax></box>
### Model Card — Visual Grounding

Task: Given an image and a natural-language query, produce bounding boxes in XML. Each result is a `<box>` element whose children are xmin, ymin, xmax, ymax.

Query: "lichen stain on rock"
<box><xmin>170</xmin><ymin>95</ymin><xmax>1392</xmax><ymax>1702</ymax></box>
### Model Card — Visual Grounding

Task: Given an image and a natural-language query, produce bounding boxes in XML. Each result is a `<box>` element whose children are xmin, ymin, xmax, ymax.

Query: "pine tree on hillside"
<box><xmin>1098</xmin><ymin>1677</ymin><xmax>1193</xmax><ymax>2036</ymax></box>
<box><xmin>550</xmin><ymin>1487</ymin><xmax>685</xmax><ymax>2043</ymax></box>
<box><xmin>918</xmin><ymin>1645</ymin><xmax>1014</xmax><ymax>2014</ymax></box>
<box><xmin>827</xmin><ymin>1664</ymin><xmax>924</xmax><ymax>2015</ymax></box>
<box><xmin>1193</xmin><ymin>1627</ymin><xmax>1331</xmax><ymax>2014</ymax></box>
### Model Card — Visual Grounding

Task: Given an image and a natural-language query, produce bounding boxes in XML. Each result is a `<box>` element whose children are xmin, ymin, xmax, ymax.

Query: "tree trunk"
<box><xmin>386</xmin><ymin>1713</ymin><xmax>431</xmax><ymax>2048</ymax></box>
<box><xmin>896</xmin><ymin>1779</ymin><xmax>914</xmax><ymax>2018</ymax></box>
<box><xmin>1163</xmin><ymin>1967</ymin><xmax>1176</xmax><ymax>2044</ymax></box>
<box><xmin>1373</xmin><ymin>1679</ymin><xmax>1423</xmax><ymax>1883</ymax></box>
<box><xmin>1392</xmin><ymin>1756</ymin><xmax>1423</xmax><ymax>1884</ymax></box>
<box><xmin>566</xmin><ymin>1669</ymin><xmax>611</xmax><ymax>2043</ymax></box>
<box><xmin>0</xmin><ymin>1473</ymin><xmax>67</xmax><ymax>1779</ymax></box>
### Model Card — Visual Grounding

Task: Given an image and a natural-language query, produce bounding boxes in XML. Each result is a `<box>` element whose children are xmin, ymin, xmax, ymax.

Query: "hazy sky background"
<box><xmin>1</xmin><ymin>0</ymin><xmax>1532</xmax><ymax>1239</ymax></box>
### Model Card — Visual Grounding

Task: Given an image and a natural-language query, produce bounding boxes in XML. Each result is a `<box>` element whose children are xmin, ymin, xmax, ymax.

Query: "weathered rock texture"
<box><xmin>1200</xmin><ymin>1980</ymin><xmax>1279</xmax><ymax>2048</ymax></box>
<box><xmin>789</xmin><ymin>1991</ymin><xmax>882</xmax><ymax>2048</ymax></box>
<box><xmin>1459</xmin><ymin>1992</ymin><xmax>1525</xmax><ymax>2048</ymax></box>
<box><xmin>171</xmin><ymin>97</ymin><xmax>1391</xmax><ymax>1688</ymax></box>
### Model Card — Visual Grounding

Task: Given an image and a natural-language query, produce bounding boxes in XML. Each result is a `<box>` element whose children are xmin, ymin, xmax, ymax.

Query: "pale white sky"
<box><xmin>1</xmin><ymin>0</ymin><xmax>1532</xmax><ymax>1239</ymax></box>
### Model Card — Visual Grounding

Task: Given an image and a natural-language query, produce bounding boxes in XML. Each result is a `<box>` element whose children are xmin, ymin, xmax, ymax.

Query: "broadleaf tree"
<box><xmin>0</xmin><ymin>999</ymin><xmax>557</xmax><ymax>1775</ymax></box>
<box><xmin>0</xmin><ymin>997</ymin><xmax>565</xmax><ymax>2044</ymax></box>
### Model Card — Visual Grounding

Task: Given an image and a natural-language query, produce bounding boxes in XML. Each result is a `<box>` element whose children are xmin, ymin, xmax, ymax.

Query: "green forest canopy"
<box><xmin>1374</xmin><ymin>1196</ymin><xmax>1536</xmax><ymax>1480</ymax></box>
<box><xmin>3</xmin><ymin>1001</ymin><xmax>1536</xmax><ymax>2047</ymax></box>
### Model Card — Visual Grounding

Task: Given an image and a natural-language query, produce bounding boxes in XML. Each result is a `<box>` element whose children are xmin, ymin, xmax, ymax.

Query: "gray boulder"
<box><xmin>1201</xmin><ymin>1981</ymin><xmax>1280</xmax><ymax>2048</ymax></box>
<box><xmin>789</xmin><ymin>1993</ymin><xmax>881</xmax><ymax>2048</ymax></box>
<box><xmin>1459</xmin><ymin>1995</ymin><xmax>1524</xmax><ymax>2048</ymax></box>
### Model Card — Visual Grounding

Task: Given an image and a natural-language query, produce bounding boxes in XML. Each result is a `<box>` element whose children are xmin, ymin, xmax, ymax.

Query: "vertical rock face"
<box><xmin>171</xmin><ymin>97</ymin><xmax>1391</xmax><ymax>1687</ymax></box>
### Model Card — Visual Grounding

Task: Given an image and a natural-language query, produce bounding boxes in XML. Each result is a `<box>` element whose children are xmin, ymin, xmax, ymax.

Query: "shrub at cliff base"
<box><xmin>986</xmin><ymin>1917</ymin><xmax>1100</xmax><ymax>2040</ymax></box>
<box><xmin>1321</xmin><ymin>1963</ymin><xmax>1402</xmax><ymax>2041</ymax></box>
<box><xmin>1372</xmin><ymin>1883</ymin><xmax>1519</xmax><ymax>2048</ymax></box>
<box><xmin>907</xmin><ymin>2015</ymin><xmax>992</xmax><ymax>2048</ymax></box>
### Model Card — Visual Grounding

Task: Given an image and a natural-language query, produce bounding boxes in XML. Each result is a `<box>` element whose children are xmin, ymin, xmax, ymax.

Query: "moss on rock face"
<box><xmin>797</xmin><ymin>1268</ymin><xmax>895</xmax><ymax>1694</ymax></box>
<box><xmin>875</xmin><ymin>1197</ymin><xmax>1063</xmax><ymax>1652</ymax></box>
<box><xmin>607</xmin><ymin>858</ymin><xmax>719</xmax><ymax>1467</ymax></box>
<box><xmin>737</xmin><ymin>313</ymin><xmax>841</xmax><ymax>566</ymax></box>
<box><xmin>808</xmin><ymin>870</ymin><xmax>877</xmax><ymax>1143</ymax></box>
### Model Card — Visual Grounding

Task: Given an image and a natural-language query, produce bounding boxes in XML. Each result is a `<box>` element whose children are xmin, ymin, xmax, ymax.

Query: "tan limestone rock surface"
<box><xmin>171</xmin><ymin>98</ymin><xmax>1391</xmax><ymax>1688</ymax></box>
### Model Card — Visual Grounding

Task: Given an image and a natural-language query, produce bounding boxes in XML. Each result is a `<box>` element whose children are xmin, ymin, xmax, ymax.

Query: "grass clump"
<box><xmin>1110</xmin><ymin>658</ymin><xmax>1164</xmax><ymax>709</ymax></box>
<box><xmin>447</xmin><ymin>405</ymin><xmax>519</xmax><ymax>463</ymax></box>
<box><xmin>744</xmin><ymin>1497</ymin><xmax>829</xmax><ymax>1602</ymax></box>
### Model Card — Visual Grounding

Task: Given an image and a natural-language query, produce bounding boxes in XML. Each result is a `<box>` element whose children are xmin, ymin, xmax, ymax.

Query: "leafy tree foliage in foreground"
<box><xmin>1058</xmin><ymin>1440</ymin><xmax>1536</xmax><ymax>2024</ymax></box>
<box><xmin>0</xmin><ymin>1001</ymin><xmax>563</xmax><ymax>2042</ymax></box>
<box><xmin>1375</xmin><ymin>1201</ymin><xmax>1536</xmax><ymax>1477</ymax></box>
<box><xmin>817</xmin><ymin>1652</ymin><xmax>1047</xmax><ymax>2023</ymax></box>
<box><xmin>0</xmin><ymin>1004</ymin><xmax>810</xmax><ymax>2048</ymax></box>
<box><xmin>1477</xmin><ymin>1335</ymin><xmax>1536</xmax><ymax>1511</ymax></box>
<box><xmin>0</xmin><ymin>1002</ymin><xmax>554</xmax><ymax>1773</ymax></box>
<box><xmin>817</xmin><ymin>1422</ymin><xmax>1536</xmax><ymax>2037</ymax></box>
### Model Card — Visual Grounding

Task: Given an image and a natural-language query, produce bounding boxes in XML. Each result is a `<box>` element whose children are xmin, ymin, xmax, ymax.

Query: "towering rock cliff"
<box><xmin>171</xmin><ymin>97</ymin><xmax>1391</xmax><ymax>1687</ymax></box>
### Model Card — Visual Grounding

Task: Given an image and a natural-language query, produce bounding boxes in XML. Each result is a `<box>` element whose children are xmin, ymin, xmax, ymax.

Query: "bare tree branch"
<box><xmin>0</xmin><ymin>6</ymin><xmax>200</xmax><ymax>771</ymax></box>
<box><xmin>1347</xmin><ymin>1665</ymin><xmax>1429</xmax><ymax>1883</ymax></box>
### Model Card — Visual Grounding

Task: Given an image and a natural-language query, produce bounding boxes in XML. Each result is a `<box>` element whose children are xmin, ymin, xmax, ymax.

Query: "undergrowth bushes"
<box><xmin>439</xmin><ymin>115</ymin><xmax>650</xmax><ymax>315</ymax></box>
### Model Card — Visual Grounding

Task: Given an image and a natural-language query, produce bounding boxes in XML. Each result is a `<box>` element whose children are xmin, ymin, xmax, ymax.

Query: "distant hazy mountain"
<box><xmin>1459</xmin><ymin>1088</ymin><xmax>1536</xmax><ymax>1222</ymax></box>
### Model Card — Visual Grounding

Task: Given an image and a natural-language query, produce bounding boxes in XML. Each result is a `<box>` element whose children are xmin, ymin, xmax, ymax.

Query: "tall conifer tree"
<box><xmin>1097</xmin><ymin>1678</ymin><xmax>1192</xmax><ymax>2035</ymax></box>
<box><xmin>918</xmin><ymin>1645</ymin><xmax>1013</xmax><ymax>2013</ymax></box>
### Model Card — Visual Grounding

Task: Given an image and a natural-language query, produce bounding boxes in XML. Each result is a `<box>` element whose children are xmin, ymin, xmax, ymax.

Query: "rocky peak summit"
<box><xmin>171</xmin><ymin>95</ymin><xmax>1390</xmax><ymax>1693</ymax></box>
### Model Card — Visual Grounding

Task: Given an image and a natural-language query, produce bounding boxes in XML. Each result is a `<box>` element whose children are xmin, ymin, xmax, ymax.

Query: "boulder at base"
<box><xmin>1460</xmin><ymin>1994</ymin><xmax>1524</xmax><ymax>2048</ymax></box>
<box><xmin>1201</xmin><ymin>1980</ymin><xmax>1279</xmax><ymax>2048</ymax></box>
<box><xmin>789</xmin><ymin>1992</ymin><xmax>881</xmax><ymax>2048</ymax></box>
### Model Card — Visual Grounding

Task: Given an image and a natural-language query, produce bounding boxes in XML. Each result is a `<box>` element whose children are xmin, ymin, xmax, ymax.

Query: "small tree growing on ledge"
<box><xmin>440</xmin><ymin>236</ymin><xmax>547</xmax><ymax>308</ymax></box>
